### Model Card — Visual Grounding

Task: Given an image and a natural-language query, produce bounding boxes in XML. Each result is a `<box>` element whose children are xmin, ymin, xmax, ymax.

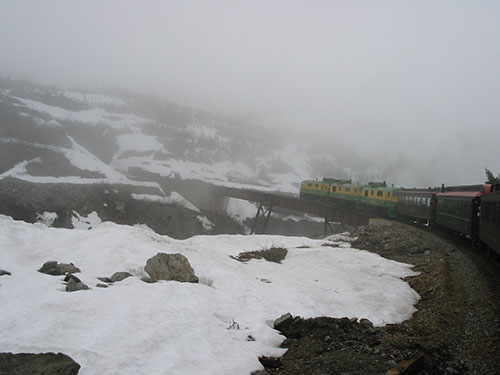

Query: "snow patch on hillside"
<box><xmin>131</xmin><ymin>192</ymin><xmax>200</xmax><ymax>212</ymax></box>
<box><xmin>14</xmin><ymin>96</ymin><xmax>149</xmax><ymax>129</ymax></box>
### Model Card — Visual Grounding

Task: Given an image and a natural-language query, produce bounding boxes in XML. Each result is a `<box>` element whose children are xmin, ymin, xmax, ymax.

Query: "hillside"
<box><xmin>0</xmin><ymin>78</ymin><xmax>346</xmax><ymax>193</ymax></box>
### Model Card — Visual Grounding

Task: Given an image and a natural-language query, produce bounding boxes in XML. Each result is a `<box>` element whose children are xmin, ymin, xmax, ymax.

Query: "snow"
<box><xmin>225</xmin><ymin>198</ymin><xmax>258</xmax><ymax>225</ymax></box>
<box><xmin>36</xmin><ymin>211</ymin><xmax>58</xmax><ymax>227</ymax></box>
<box><xmin>197</xmin><ymin>215</ymin><xmax>215</xmax><ymax>231</ymax></box>
<box><xmin>186</xmin><ymin>123</ymin><xmax>219</xmax><ymax>138</ymax></box>
<box><xmin>71</xmin><ymin>211</ymin><xmax>102</xmax><ymax>230</ymax></box>
<box><xmin>131</xmin><ymin>192</ymin><xmax>200</xmax><ymax>212</ymax></box>
<box><xmin>60</xmin><ymin>91</ymin><xmax>128</xmax><ymax>107</ymax></box>
<box><xmin>0</xmin><ymin>215</ymin><xmax>420</xmax><ymax>375</ymax></box>
<box><xmin>116</xmin><ymin>133</ymin><xmax>165</xmax><ymax>154</ymax></box>
<box><xmin>13</xmin><ymin>96</ymin><xmax>149</xmax><ymax>129</ymax></box>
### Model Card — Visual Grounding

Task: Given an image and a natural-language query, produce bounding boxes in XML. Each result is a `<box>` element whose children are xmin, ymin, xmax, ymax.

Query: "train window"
<box><xmin>371</xmin><ymin>191</ymin><xmax>374</xmax><ymax>196</ymax></box>
<box><xmin>377</xmin><ymin>191</ymin><xmax>383</xmax><ymax>197</ymax></box>
<box><xmin>332</xmin><ymin>186</ymin><xmax>337</xmax><ymax>192</ymax></box>
<box><xmin>315</xmin><ymin>184</ymin><xmax>318</xmax><ymax>188</ymax></box>
<box><xmin>345</xmin><ymin>187</ymin><xmax>351</xmax><ymax>192</ymax></box>
<box><xmin>427</xmin><ymin>198</ymin><xmax>431</xmax><ymax>207</ymax></box>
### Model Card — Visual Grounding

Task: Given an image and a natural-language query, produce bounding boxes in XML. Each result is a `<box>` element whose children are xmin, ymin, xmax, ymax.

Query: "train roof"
<box><xmin>322</xmin><ymin>178</ymin><xmax>352</xmax><ymax>184</ymax></box>
<box><xmin>442</xmin><ymin>184</ymin><xmax>491</xmax><ymax>193</ymax></box>
<box><xmin>301</xmin><ymin>179</ymin><xmax>328</xmax><ymax>184</ymax></box>
<box><xmin>436</xmin><ymin>191</ymin><xmax>485</xmax><ymax>198</ymax></box>
<box><xmin>396</xmin><ymin>189</ymin><xmax>438</xmax><ymax>196</ymax></box>
<box><xmin>361</xmin><ymin>185</ymin><xmax>401</xmax><ymax>192</ymax></box>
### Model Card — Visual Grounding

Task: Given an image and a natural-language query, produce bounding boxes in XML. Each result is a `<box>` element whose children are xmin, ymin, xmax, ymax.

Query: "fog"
<box><xmin>1</xmin><ymin>0</ymin><xmax>499</xmax><ymax>186</ymax></box>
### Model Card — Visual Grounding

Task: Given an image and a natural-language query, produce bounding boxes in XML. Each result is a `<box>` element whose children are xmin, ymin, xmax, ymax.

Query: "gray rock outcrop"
<box><xmin>66</xmin><ymin>279</ymin><xmax>89</xmax><ymax>292</ymax></box>
<box><xmin>38</xmin><ymin>261</ymin><xmax>80</xmax><ymax>276</ymax></box>
<box><xmin>0</xmin><ymin>352</ymin><xmax>80</xmax><ymax>375</ymax></box>
<box><xmin>144</xmin><ymin>252</ymin><xmax>198</xmax><ymax>283</ymax></box>
<box><xmin>110</xmin><ymin>272</ymin><xmax>132</xmax><ymax>283</ymax></box>
<box><xmin>0</xmin><ymin>270</ymin><xmax>11</xmax><ymax>276</ymax></box>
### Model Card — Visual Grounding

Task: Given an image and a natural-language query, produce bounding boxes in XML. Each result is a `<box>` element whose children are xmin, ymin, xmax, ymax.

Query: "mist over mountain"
<box><xmin>0</xmin><ymin>78</ymin><xmax>384</xmax><ymax>191</ymax></box>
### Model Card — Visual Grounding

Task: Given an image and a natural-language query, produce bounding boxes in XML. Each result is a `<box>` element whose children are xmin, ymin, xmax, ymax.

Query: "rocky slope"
<box><xmin>255</xmin><ymin>221</ymin><xmax>500</xmax><ymax>375</ymax></box>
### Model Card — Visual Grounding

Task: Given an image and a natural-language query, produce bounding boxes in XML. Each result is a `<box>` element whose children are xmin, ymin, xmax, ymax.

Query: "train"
<box><xmin>299</xmin><ymin>178</ymin><xmax>500</xmax><ymax>257</ymax></box>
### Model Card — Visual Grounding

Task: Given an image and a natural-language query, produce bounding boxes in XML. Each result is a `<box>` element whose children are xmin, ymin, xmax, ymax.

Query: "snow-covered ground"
<box><xmin>0</xmin><ymin>215</ymin><xmax>420</xmax><ymax>375</ymax></box>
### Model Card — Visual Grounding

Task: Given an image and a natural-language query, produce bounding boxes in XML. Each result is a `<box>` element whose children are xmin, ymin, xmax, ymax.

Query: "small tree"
<box><xmin>485</xmin><ymin>167</ymin><xmax>500</xmax><ymax>184</ymax></box>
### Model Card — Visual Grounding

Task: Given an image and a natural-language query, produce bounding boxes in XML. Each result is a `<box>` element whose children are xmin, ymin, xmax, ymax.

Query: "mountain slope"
<box><xmin>1</xmin><ymin>79</ymin><xmax>340</xmax><ymax>193</ymax></box>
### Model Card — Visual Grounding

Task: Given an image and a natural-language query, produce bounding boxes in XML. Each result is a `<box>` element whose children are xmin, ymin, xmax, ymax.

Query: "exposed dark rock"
<box><xmin>231</xmin><ymin>247</ymin><xmax>288</xmax><ymax>264</ymax></box>
<box><xmin>0</xmin><ymin>352</ymin><xmax>80</xmax><ymax>375</ymax></box>
<box><xmin>96</xmin><ymin>283</ymin><xmax>108</xmax><ymax>288</ymax></box>
<box><xmin>274</xmin><ymin>313</ymin><xmax>294</xmax><ymax>331</ymax></box>
<box><xmin>144</xmin><ymin>252</ymin><xmax>198</xmax><ymax>283</ymax></box>
<box><xmin>66</xmin><ymin>279</ymin><xmax>89</xmax><ymax>292</ymax></box>
<box><xmin>0</xmin><ymin>270</ymin><xmax>11</xmax><ymax>276</ymax></box>
<box><xmin>110</xmin><ymin>272</ymin><xmax>132</xmax><ymax>283</ymax></box>
<box><xmin>141</xmin><ymin>277</ymin><xmax>156</xmax><ymax>283</ymax></box>
<box><xmin>38</xmin><ymin>261</ymin><xmax>80</xmax><ymax>276</ymax></box>
<box><xmin>258</xmin><ymin>356</ymin><xmax>282</xmax><ymax>369</ymax></box>
<box><xmin>97</xmin><ymin>277</ymin><xmax>112</xmax><ymax>283</ymax></box>
<box><xmin>64</xmin><ymin>274</ymin><xmax>81</xmax><ymax>283</ymax></box>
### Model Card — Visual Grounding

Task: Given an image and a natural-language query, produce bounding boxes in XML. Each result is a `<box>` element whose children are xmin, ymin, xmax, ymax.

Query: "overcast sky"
<box><xmin>1</xmin><ymin>0</ymin><xmax>499</xmax><ymax>185</ymax></box>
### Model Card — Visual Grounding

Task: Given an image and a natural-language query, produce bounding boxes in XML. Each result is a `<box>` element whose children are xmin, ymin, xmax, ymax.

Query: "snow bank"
<box><xmin>0</xmin><ymin>216</ymin><xmax>419</xmax><ymax>375</ymax></box>
<box><xmin>131</xmin><ymin>192</ymin><xmax>200</xmax><ymax>212</ymax></box>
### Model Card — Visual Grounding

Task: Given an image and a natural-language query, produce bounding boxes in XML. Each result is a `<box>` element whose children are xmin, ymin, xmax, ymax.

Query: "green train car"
<box><xmin>299</xmin><ymin>178</ymin><xmax>400</xmax><ymax>218</ymax></box>
<box><xmin>480</xmin><ymin>184</ymin><xmax>500</xmax><ymax>255</ymax></box>
<box><xmin>359</xmin><ymin>182</ymin><xmax>400</xmax><ymax>218</ymax></box>
<box><xmin>299</xmin><ymin>179</ymin><xmax>330</xmax><ymax>201</ymax></box>
<box><xmin>324</xmin><ymin>178</ymin><xmax>362</xmax><ymax>207</ymax></box>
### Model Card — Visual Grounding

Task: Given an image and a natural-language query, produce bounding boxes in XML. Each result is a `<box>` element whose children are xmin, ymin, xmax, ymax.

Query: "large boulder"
<box><xmin>144</xmin><ymin>253</ymin><xmax>198</xmax><ymax>283</ymax></box>
<box><xmin>38</xmin><ymin>261</ymin><xmax>80</xmax><ymax>276</ymax></box>
<box><xmin>0</xmin><ymin>352</ymin><xmax>80</xmax><ymax>375</ymax></box>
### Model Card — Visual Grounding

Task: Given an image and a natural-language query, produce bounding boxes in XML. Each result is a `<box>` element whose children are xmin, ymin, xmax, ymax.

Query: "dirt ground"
<box><xmin>254</xmin><ymin>221</ymin><xmax>500</xmax><ymax>375</ymax></box>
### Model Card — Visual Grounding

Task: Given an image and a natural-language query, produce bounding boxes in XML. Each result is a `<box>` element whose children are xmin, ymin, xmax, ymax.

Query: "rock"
<box><xmin>38</xmin><ymin>261</ymin><xmax>80</xmax><ymax>276</ymax></box>
<box><xmin>97</xmin><ymin>277</ymin><xmax>112</xmax><ymax>283</ymax></box>
<box><xmin>110</xmin><ymin>272</ymin><xmax>132</xmax><ymax>283</ymax></box>
<box><xmin>64</xmin><ymin>274</ymin><xmax>81</xmax><ymax>283</ymax></box>
<box><xmin>141</xmin><ymin>277</ymin><xmax>156</xmax><ymax>283</ymax></box>
<box><xmin>258</xmin><ymin>356</ymin><xmax>282</xmax><ymax>369</ymax></box>
<box><xmin>66</xmin><ymin>279</ymin><xmax>89</xmax><ymax>292</ymax></box>
<box><xmin>359</xmin><ymin>318</ymin><xmax>374</xmax><ymax>329</ymax></box>
<box><xmin>0</xmin><ymin>352</ymin><xmax>80</xmax><ymax>375</ymax></box>
<box><xmin>274</xmin><ymin>312</ymin><xmax>294</xmax><ymax>330</ymax></box>
<box><xmin>144</xmin><ymin>253</ymin><xmax>198</xmax><ymax>283</ymax></box>
<box><xmin>96</xmin><ymin>283</ymin><xmax>108</xmax><ymax>288</ymax></box>
<box><xmin>0</xmin><ymin>270</ymin><xmax>11</xmax><ymax>276</ymax></box>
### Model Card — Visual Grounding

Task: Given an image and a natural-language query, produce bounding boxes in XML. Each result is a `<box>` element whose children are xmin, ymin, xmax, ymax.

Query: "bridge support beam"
<box><xmin>323</xmin><ymin>217</ymin><xmax>339</xmax><ymax>237</ymax></box>
<box><xmin>251</xmin><ymin>203</ymin><xmax>273</xmax><ymax>234</ymax></box>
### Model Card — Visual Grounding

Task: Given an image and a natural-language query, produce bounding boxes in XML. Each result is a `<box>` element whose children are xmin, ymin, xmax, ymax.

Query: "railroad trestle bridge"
<box><xmin>128</xmin><ymin>168</ymin><xmax>372</xmax><ymax>235</ymax></box>
<box><xmin>210</xmin><ymin>185</ymin><xmax>371</xmax><ymax>234</ymax></box>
